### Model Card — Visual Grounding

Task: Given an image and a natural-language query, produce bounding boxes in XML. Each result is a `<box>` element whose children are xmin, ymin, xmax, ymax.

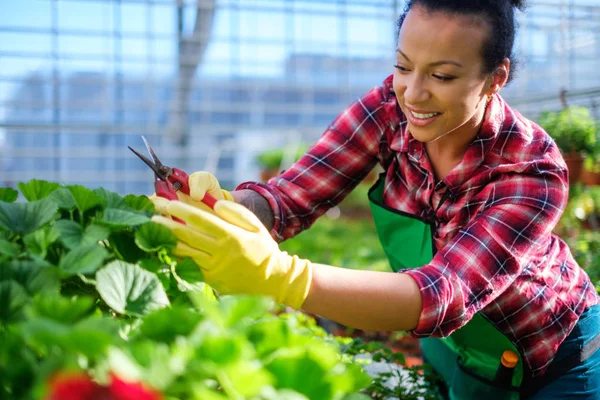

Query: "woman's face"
<box><xmin>393</xmin><ymin>6</ymin><xmax>503</xmax><ymax>144</ymax></box>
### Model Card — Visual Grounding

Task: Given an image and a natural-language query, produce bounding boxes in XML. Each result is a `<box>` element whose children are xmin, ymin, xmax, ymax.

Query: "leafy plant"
<box><xmin>557</xmin><ymin>184</ymin><xmax>600</xmax><ymax>236</ymax></box>
<box><xmin>256</xmin><ymin>144</ymin><xmax>310</xmax><ymax>170</ymax></box>
<box><xmin>1</xmin><ymin>179</ymin><xmax>441</xmax><ymax>400</ymax></box>
<box><xmin>538</xmin><ymin>106</ymin><xmax>598</xmax><ymax>157</ymax></box>
<box><xmin>280</xmin><ymin>215</ymin><xmax>389</xmax><ymax>272</ymax></box>
<box><xmin>564</xmin><ymin>230</ymin><xmax>600</xmax><ymax>293</ymax></box>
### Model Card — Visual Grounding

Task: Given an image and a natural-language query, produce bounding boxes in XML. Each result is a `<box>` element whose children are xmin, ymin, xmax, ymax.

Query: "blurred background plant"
<box><xmin>538</xmin><ymin>105</ymin><xmax>599</xmax><ymax>183</ymax></box>
<box><xmin>256</xmin><ymin>144</ymin><xmax>311</xmax><ymax>182</ymax></box>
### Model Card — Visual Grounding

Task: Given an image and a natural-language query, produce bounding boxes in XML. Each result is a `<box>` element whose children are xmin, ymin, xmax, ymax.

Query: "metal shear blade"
<box><xmin>128</xmin><ymin>136</ymin><xmax>171</xmax><ymax>181</ymax></box>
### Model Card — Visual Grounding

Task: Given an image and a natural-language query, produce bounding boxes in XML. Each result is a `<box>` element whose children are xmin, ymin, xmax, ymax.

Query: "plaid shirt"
<box><xmin>237</xmin><ymin>75</ymin><xmax>598</xmax><ymax>377</ymax></box>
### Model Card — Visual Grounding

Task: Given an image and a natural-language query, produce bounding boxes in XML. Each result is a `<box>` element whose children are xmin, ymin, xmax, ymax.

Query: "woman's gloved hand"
<box><xmin>149</xmin><ymin>171</ymin><xmax>233</xmax><ymax>214</ymax></box>
<box><xmin>152</xmin><ymin>200</ymin><xmax>313</xmax><ymax>310</ymax></box>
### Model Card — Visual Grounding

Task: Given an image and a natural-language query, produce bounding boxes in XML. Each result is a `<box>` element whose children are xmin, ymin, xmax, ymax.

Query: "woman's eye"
<box><xmin>433</xmin><ymin>74</ymin><xmax>455</xmax><ymax>82</ymax></box>
<box><xmin>394</xmin><ymin>64</ymin><xmax>410</xmax><ymax>72</ymax></box>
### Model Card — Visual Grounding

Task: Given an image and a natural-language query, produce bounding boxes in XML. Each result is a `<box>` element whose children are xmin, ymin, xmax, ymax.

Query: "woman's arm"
<box><xmin>302</xmin><ymin>264</ymin><xmax>422</xmax><ymax>332</ymax></box>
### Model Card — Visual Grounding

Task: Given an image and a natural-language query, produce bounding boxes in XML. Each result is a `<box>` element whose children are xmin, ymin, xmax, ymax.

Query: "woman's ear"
<box><xmin>487</xmin><ymin>58</ymin><xmax>510</xmax><ymax>96</ymax></box>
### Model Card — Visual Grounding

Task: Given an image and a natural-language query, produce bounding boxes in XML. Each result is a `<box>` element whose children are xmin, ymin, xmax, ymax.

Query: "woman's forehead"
<box><xmin>398</xmin><ymin>6</ymin><xmax>490</xmax><ymax>64</ymax></box>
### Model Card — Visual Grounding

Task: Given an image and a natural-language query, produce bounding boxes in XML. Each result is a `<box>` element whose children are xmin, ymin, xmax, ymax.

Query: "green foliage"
<box><xmin>2</xmin><ymin>179</ymin><xmax>425</xmax><ymax>399</ymax></box>
<box><xmin>280</xmin><ymin>215</ymin><xmax>389</xmax><ymax>272</ymax></box>
<box><xmin>538</xmin><ymin>106</ymin><xmax>598</xmax><ymax>156</ymax></box>
<box><xmin>565</xmin><ymin>230</ymin><xmax>600</xmax><ymax>292</ymax></box>
<box><xmin>559</xmin><ymin>184</ymin><xmax>600</xmax><ymax>294</ymax></box>
<box><xmin>558</xmin><ymin>184</ymin><xmax>600</xmax><ymax>236</ymax></box>
<box><xmin>256</xmin><ymin>144</ymin><xmax>310</xmax><ymax>170</ymax></box>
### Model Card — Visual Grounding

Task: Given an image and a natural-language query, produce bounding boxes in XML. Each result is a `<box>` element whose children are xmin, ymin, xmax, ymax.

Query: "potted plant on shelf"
<box><xmin>538</xmin><ymin>105</ymin><xmax>598</xmax><ymax>184</ymax></box>
<box><xmin>256</xmin><ymin>144</ymin><xmax>309</xmax><ymax>182</ymax></box>
<box><xmin>582</xmin><ymin>152</ymin><xmax>600</xmax><ymax>186</ymax></box>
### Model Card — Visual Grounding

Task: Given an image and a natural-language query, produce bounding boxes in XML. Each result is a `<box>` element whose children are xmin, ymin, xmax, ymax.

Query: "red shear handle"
<box><xmin>201</xmin><ymin>192</ymin><xmax>218</xmax><ymax>209</ymax></box>
<box><xmin>155</xmin><ymin>180</ymin><xmax>186</xmax><ymax>224</ymax></box>
<box><xmin>169</xmin><ymin>168</ymin><xmax>191</xmax><ymax>194</ymax></box>
<box><xmin>169</xmin><ymin>168</ymin><xmax>219</xmax><ymax>209</ymax></box>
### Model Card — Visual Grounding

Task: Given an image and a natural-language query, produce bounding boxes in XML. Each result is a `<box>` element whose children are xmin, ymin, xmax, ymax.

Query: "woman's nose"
<box><xmin>402</xmin><ymin>75</ymin><xmax>430</xmax><ymax>104</ymax></box>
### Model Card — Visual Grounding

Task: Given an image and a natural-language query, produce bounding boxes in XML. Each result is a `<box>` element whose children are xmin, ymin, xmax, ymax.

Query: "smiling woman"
<box><xmin>151</xmin><ymin>1</ymin><xmax>600</xmax><ymax>399</ymax></box>
<box><xmin>393</xmin><ymin>4</ymin><xmax>511</xmax><ymax>181</ymax></box>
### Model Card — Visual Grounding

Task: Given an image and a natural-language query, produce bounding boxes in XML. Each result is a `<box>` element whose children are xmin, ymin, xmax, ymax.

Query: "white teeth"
<box><xmin>411</xmin><ymin>111</ymin><xmax>439</xmax><ymax>119</ymax></box>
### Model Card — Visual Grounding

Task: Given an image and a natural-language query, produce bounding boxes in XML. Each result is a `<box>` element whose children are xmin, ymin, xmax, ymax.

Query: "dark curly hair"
<box><xmin>396</xmin><ymin>0</ymin><xmax>526</xmax><ymax>84</ymax></box>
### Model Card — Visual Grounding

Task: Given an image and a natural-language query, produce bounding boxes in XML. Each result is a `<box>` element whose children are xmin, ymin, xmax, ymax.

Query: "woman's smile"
<box><xmin>405</xmin><ymin>106</ymin><xmax>442</xmax><ymax>127</ymax></box>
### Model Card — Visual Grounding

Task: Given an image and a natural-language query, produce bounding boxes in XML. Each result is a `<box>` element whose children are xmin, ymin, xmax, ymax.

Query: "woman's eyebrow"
<box><xmin>396</xmin><ymin>48</ymin><xmax>463</xmax><ymax>68</ymax></box>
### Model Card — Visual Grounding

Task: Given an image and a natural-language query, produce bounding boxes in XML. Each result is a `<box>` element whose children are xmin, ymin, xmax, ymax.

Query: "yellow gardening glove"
<box><xmin>149</xmin><ymin>171</ymin><xmax>233</xmax><ymax>215</ymax></box>
<box><xmin>152</xmin><ymin>200</ymin><xmax>313</xmax><ymax>309</ymax></box>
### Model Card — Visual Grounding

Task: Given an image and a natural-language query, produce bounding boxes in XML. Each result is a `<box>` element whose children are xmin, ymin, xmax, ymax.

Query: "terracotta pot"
<box><xmin>259</xmin><ymin>168</ymin><xmax>279</xmax><ymax>183</ymax></box>
<box><xmin>563</xmin><ymin>153</ymin><xmax>585</xmax><ymax>184</ymax></box>
<box><xmin>582</xmin><ymin>169</ymin><xmax>600</xmax><ymax>186</ymax></box>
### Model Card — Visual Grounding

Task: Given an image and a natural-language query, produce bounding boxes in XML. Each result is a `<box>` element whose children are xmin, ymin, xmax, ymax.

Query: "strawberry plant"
<box><xmin>0</xmin><ymin>179</ymin><xmax>378</xmax><ymax>399</ymax></box>
<box><xmin>0</xmin><ymin>179</ymin><xmax>440</xmax><ymax>399</ymax></box>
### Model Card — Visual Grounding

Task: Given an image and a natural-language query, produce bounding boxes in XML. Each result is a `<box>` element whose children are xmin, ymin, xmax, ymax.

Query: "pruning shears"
<box><xmin>128</xmin><ymin>136</ymin><xmax>218</xmax><ymax>211</ymax></box>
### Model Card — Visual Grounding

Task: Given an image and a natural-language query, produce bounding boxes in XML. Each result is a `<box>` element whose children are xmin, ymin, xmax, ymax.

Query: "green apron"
<box><xmin>368</xmin><ymin>178</ymin><xmax>523</xmax><ymax>399</ymax></box>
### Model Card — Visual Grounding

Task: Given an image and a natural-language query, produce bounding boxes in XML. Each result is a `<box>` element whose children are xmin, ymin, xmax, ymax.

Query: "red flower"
<box><xmin>46</xmin><ymin>373</ymin><xmax>107</xmax><ymax>400</ymax></box>
<box><xmin>109</xmin><ymin>374</ymin><xmax>162</xmax><ymax>400</ymax></box>
<box><xmin>46</xmin><ymin>372</ymin><xmax>161</xmax><ymax>400</ymax></box>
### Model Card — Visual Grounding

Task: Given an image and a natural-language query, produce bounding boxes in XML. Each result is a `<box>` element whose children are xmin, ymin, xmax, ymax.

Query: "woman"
<box><xmin>152</xmin><ymin>0</ymin><xmax>600</xmax><ymax>398</ymax></box>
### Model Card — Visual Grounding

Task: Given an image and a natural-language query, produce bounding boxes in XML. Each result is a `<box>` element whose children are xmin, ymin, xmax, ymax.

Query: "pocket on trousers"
<box><xmin>449</xmin><ymin>357</ymin><xmax>520</xmax><ymax>400</ymax></box>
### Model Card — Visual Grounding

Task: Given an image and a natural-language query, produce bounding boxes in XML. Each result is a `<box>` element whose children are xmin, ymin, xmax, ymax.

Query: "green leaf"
<box><xmin>23</xmin><ymin>226</ymin><xmax>59</xmax><ymax>258</ymax></box>
<box><xmin>101</xmin><ymin>209</ymin><xmax>150</xmax><ymax>227</ymax></box>
<box><xmin>49</xmin><ymin>188</ymin><xmax>77</xmax><ymax>210</ymax></box>
<box><xmin>0</xmin><ymin>188</ymin><xmax>18</xmax><ymax>203</ymax></box>
<box><xmin>66</xmin><ymin>185</ymin><xmax>105</xmax><ymax>213</ymax></box>
<box><xmin>82</xmin><ymin>224</ymin><xmax>110</xmax><ymax>246</ymax></box>
<box><xmin>55</xmin><ymin>221</ymin><xmax>109</xmax><ymax>252</ymax></box>
<box><xmin>17</xmin><ymin>179</ymin><xmax>61</xmax><ymax>201</ymax></box>
<box><xmin>94</xmin><ymin>188</ymin><xmax>128</xmax><ymax>210</ymax></box>
<box><xmin>0</xmin><ymin>239</ymin><xmax>20</xmax><ymax>258</ymax></box>
<box><xmin>139</xmin><ymin>258</ymin><xmax>164</xmax><ymax>274</ymax></box>
<box><xmin>221</xmin><ymin>360</ymin><xmax>274</xmax><ymax>397</ymax></box>
<box><xmin>0</xmin><ymin>281</ymin><xmax>29</xmax><ymax>324</ymax></box>
<box><xmin>59</xmin><ymin>244</ymin><xmax>109</xmax><ymax>275</ymax></box>
<box><xmin>220</xmin><ymin>295</ymin><xmax>273</xmax><ymax>328</ymax></box>
<box><xmin>175</xmin><ymin>258</ymin><xmax>204</xmax><ymax>284</ymax></box>
<box><xmin>135</xmin><ymin>222</ymin><xmax>178</xmax><ymax>252</ymax></box>
<box><xmin>32</xmin><ymin>294</ymin><xmax>96</xmax><ymax>324</ymax></box>
<box><xmin>340</xmin><ymin>394</ymin><xmax>372</xmax><ymax>400</ymax></box>
<box><xmin>109</xmin><ymin>231</ymin><xmax>147</xmax><ymax>263</ymax></box>
<box><xmin>0</xmin><ymin>198</ymin><xmax>58</xmax><ymax>236</ymax></box>
<box><xmin>69</xmin><ymin>317</ymin><xmax>120</xmax><ymax>356</ymax></box>
<box><xmin>6</xmin><ymin>260</ymin><xmax>60</xmax><ymax>296</ymax></box>
<box><xmin>20</xmin><ymin>316</ymin><xmax>119</xmax><ymax>358</ymax></box>
<box><xmin>139</xmin><ymin>306</ymin><xmax>203</xmax><ymax>343</ymax></box>
<box><xmin>265</xmin><ymin>346</ymin><xmax>333</xmax><ymax>400</ymax></box>
<box><xmin>248</xmin><ymin>319</ymin><xmax>299</xmax><ymax>357</ymax></box>
<box><xmin>54</xmin><ymin>220</ymin><xmax>84</xmax><ymax>250</ymax></box>
<box><xmin>197</xmin><ymin>334</ymin><xmax>253</xmax><ymax>365</ymax></box>
<box><xmin>96</xmin><ymin>260</ymin><xmax>170</xmax><ymax>316</ymax></box>
<box><xmin>123</xmin><ymin>194</ymin><xmax>155</xmax><ymax>212</ymax></box>
<box><xmin>0</xmin><ymin>329</ymin><xmax>37</xmax><ymax>398</ymax></box>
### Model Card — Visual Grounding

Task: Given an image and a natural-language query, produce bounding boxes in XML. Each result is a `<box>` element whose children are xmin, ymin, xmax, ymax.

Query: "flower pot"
<box><xmin>563</xmin><ymin>153</ymin><xmax>585</xmax><ymax>184</ymax></box>
<box><xmin>260</xmin><ymin>168</ymin><xmax>279</xmax><ymax>182</ymax></box>
<box><xmin>582</xmin><ymin>169</ymin><xmax>600</xmax><ymax>186</ymax></box>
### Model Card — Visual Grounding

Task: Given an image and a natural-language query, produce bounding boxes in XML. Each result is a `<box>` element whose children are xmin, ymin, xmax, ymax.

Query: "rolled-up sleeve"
<box><xmin>237</xmin><ymin>80</ymin><xmax>395</xmax><ymax>242</ymax></box>
<box><xmin>404</xmin><ymin>167</ymin><xmax>569</xmax><ymax>337</ymax></box>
